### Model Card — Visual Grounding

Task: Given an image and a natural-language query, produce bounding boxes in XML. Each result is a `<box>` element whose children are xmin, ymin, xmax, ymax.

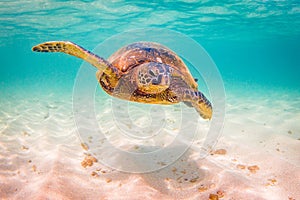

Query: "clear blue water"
<box><xmin>1</xmin><ymin>1</ymin><xmax>300</xmax><ymax>198</ymax></box>
<box><xmin>0</xmin><ymin>0</ymin><xmax>299</xmax><ymax>92</ymax></box>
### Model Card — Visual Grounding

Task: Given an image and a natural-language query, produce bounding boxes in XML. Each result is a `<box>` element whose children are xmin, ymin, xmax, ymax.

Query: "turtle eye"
<box><xmin>149</xmin><ymin>70</ymin><xmax>156</xmax><ymax>76</ymax></box>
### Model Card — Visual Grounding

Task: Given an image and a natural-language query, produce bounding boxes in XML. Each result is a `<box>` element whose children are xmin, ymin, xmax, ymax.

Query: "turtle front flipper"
<box><xmin>170</xmin><ymin>76</ymin><xmax>212</xmax><ymax>120</ymax></box>
<box><xmin>135</xmin><ymin>62</ymin><xmax>173</xmax><ymax>94</ymax></box>
<box><xmin>185</xmin><ymin>90</ymin><xmax>212</xmax><ymax>120</ymax></box>
<box><xmin>32</xmin><ymin>41</ymin><xmax>111</xmax><ymax>73</ymax></box>
<box><xmin>176</xmin><ymin>89</ymin><xmax>212</xmax><ymax>120</ymax></box>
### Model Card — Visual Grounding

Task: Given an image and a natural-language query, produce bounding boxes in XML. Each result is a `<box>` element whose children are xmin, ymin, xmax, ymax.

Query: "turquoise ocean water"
<box><xmin>1</xmin><ymin>1</ymin><xmax>300</xmax><ymax>199</ymax></box>
<box><xmin>0</xmin><ymin>0</ymin><xmax>299</xmax><ymax>94</ymax></box>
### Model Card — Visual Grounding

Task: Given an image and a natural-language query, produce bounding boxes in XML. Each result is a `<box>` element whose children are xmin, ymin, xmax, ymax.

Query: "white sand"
<box><xmin>0</xmin><ymin>84</ymin><xmax>299</xmax><ymax>200</ymax></box>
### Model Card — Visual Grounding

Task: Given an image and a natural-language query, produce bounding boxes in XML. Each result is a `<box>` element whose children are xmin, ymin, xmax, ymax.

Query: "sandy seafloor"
<box><xmin>0</xmin><ymin>80</ymin><xmax>300</xmax><ymax>200</ymax></box>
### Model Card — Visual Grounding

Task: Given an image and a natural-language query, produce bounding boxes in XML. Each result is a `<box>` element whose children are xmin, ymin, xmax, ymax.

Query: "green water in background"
<box><xmin>0</xmin><ymin>0</ymin><xmax>299</xmax><ymax>94</ymax></box>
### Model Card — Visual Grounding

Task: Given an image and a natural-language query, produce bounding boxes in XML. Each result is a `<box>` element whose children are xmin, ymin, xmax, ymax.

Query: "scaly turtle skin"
<box><xmin>32</xmin><ymin>41</ymin><xmax>212</xmax><ymax>119</ymax></box>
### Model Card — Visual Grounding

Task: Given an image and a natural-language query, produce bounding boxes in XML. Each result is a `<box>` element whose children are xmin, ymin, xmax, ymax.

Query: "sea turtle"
<box><xmin>32</xmin><ymin>41</ymin><xmax>212</xmax><ymax>119</ymax></box>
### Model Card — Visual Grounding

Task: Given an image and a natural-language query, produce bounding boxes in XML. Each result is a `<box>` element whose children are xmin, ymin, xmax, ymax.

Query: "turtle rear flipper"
<box><xmin>32</xmin><ymin>41</ymin><xmax>111</xmax><ymax>73</ymax></box>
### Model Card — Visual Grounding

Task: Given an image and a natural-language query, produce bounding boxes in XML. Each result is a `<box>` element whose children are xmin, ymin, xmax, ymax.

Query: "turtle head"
<box><xmin>136</xmin><ymin>62</ymin><xmax>173</xmax><ymax>94</ymax></box>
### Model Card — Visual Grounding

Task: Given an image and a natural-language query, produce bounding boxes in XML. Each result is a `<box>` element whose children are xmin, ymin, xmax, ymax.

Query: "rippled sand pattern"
<box><xmin>0</xmin><ymin>84</ymin><xmax>299</xmax><ymax>199</ymax></box>
<box><xmin>0</xmin><ymin>0</ymin><xmax>299</xmax><ymax>199</ymax></box>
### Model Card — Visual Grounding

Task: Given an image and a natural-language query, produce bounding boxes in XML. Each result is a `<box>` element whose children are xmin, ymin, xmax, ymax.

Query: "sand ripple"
<box><xmin>0</xmin><ymin>86</ymin><xmax>299</xmax><ymax>199</ymax></box>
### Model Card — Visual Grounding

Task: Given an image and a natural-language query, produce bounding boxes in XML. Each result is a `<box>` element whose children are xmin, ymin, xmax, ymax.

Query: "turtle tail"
<box><xmin>32</xmin><ymin>41</ymin><xmax>110</xmax><ymax>72</ymax></box>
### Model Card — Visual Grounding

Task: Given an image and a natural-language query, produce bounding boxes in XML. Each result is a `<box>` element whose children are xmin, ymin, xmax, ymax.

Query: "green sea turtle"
<box><xmin>32</xmin><ymin>41</ymin><xmax>212</xmax><ymax>119</ymax></box>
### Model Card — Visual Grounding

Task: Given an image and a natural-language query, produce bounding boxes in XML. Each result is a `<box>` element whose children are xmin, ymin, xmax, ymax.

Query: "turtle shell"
<box><xmin>107</xmin><ymin>42</ymin><xmax>198</xmax><ymax>90</ymax></box>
